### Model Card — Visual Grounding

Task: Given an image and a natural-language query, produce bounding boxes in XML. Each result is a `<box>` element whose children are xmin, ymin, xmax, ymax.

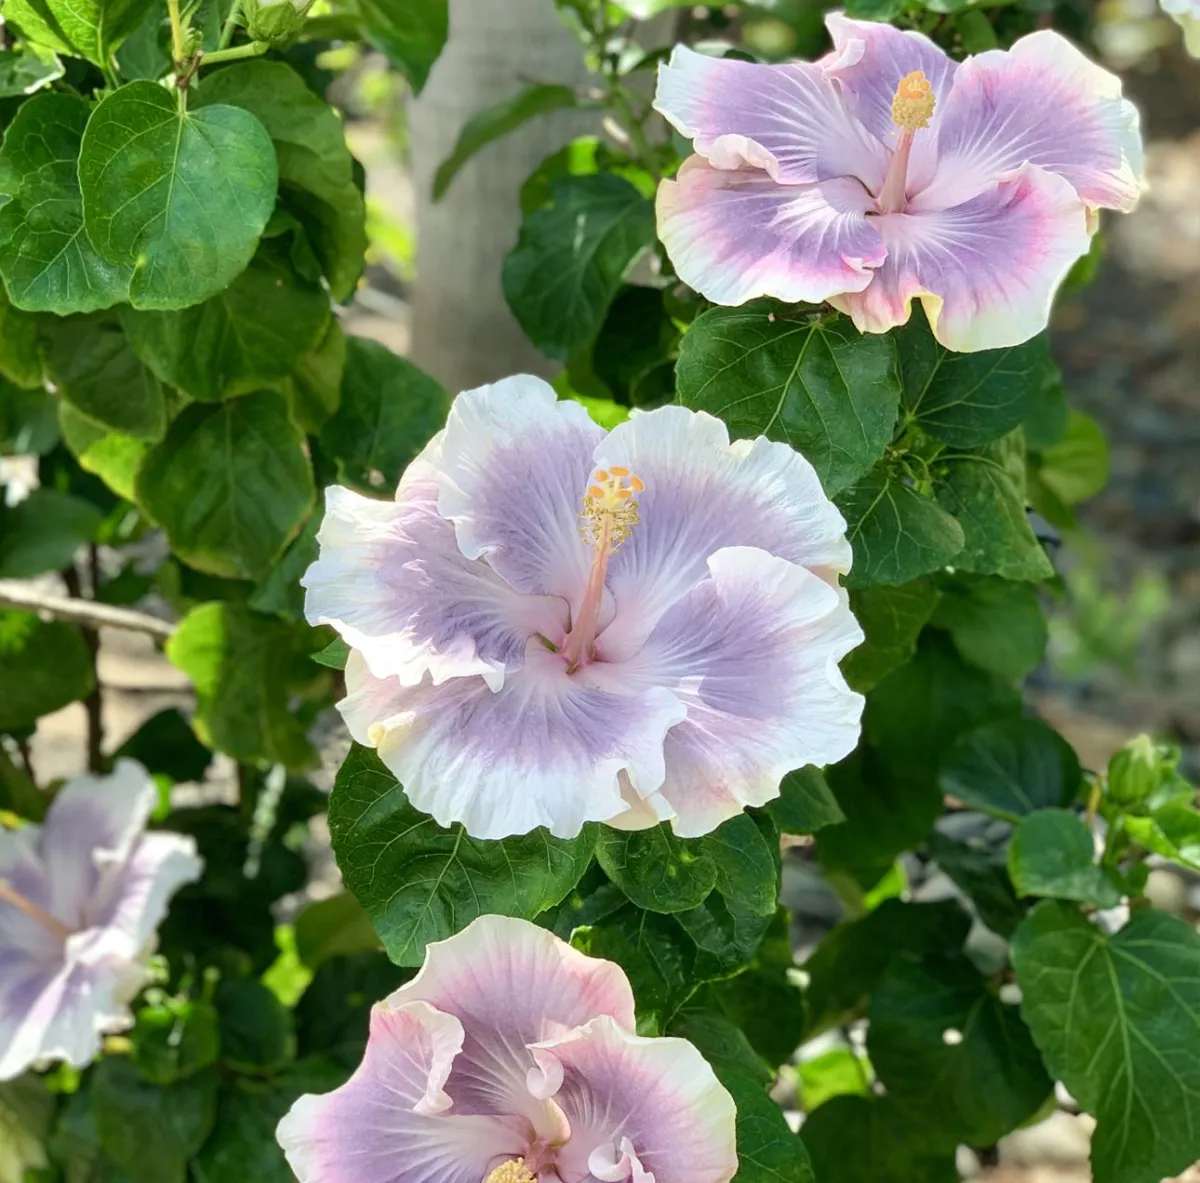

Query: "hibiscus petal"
<box><xmin>591</xmin><ymin>406</ymin><xmax>852</xmax><ymax>662</ymax></box>
<box><xmin>276</xmin><ymin>999</ymin><xmax>520</xmax><ymax>1183</ymax></box>
<box><xmin>340</xmin><ymin>646</ymin><xmax>687</xmax><ymax>840</ymax></box>
<box><xmin>832</xmin><ymin>163</ymin><xmax>1091</xmax><ymax>351</ymax></box>
<box><xmin>656</xmin><ymin>159</ymin><xmax>885</xmax><ymax>308</ymax></box>
<box><xmin>435</xmin><ymin>375</ymin><xmax>605</xmax><ymax>612</ymax></box>
<box><xmin>0</xmin><ymin>826</ymin><xmax>56</xmax><ymax>955</ymax></box>
<box><xmin>304</xmin><ymin>476</ymin><xmax>567</xmax><ymax>692</ymax></box>
<box><xmin>653</xmin><ymin>44</ymin><xmax>887</xmax><ymax>188</ymax></box>
<box><xmin>610</xmin><ymin>547</ymin><xmax>862</xmax><ymax>837</ymax></box>
<box><xmin>924</xmin><ymin>29</ymin><xmax>1142</xmax><ymax>212</ymax></box>
<box><xmin>392</xmin><ymin>915</ymin><xmax>635</xmax><ymax>1138</ymax></box>
<box><xmin>531</xmin><ymin>1015</ymin><xmax>738</xmax><ymax>1183</ymax></box>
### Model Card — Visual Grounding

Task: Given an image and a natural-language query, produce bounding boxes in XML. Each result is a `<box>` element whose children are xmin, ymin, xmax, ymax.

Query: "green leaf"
<box><xmin>2</xmin><ymin>0</ymin><xmax>153</xmax><ymax>64</ymax></box>
<box><xmin>801</xmin><ymin>899</ymin><xmax>971</xmax><ymax>1038</ymax></box>
<box><xmin>595</xmin><ymin>825</ymin><xmax>717</xmax><ymax>914</ymax></box>
<box><xmin>115</xmin><ymin>707</ymin><xmax>213</xmax><ymax>784</ymax></box>
<box><xmin>1032</xmin><ymin>408</ymin><xmax>1108</xmax><ymax>506</ymax></box>
<box><xmin>669</xmin><ymin>1010</ymin><xmax>772</xmax><ymax>1086</ymax></box>
<box><xmin>896</xmin><ymin>310</ymin><xmax>1054</xmax><ymax>448</ymax></box>
<box><xmin>764</xmin><ymin>766</ymin><xmax>844</xmax><ymax>834</ymax></box>
<box><xmin>867</xmin><ymin>952</ymin><xmax>1052</xmax><ymax>1149</ymax></box>
<box><xmin>1009</xmin><ymin>809</ymin><xmax>1123</xmax><ymax>906</ymax></box>
<box><xmin>295</xmin><ymin>954</ymin><xmax>409</xmax><ymax>1068</ymax></box>
<box><xmin>194</xmin><ymin>61</ymin><xmax>367</xmax><ymax>301</ymax></box>
<box><xmin>248</xmin><ymin>511</ymin><xmax>319</xmax><ymax>621</ymax></box>
<box><xmin>329</xmin><ymin>745</ymin><xmax>596</xmax><ymax>966</ymax></box>
<box><xmin>723</xmin><ymin>1068</ymin><xmax>816</xmax><ymax>1183</ymax></box>
<box><xmin>78</xmin><ymin>81</ymin><xmax>277</xmax><ymax>310</ymax></box>
<box><xmin>927</xmin><ymin>831</ymin><xmax>1028</xmax><ymax>938</ymax></box>
<box><xmin>797</xmin><ymin>1046</ymin><xmax>874</xmax><ymax>1109</ymax></box>
<box><xmin>91</xmin><ymin>1058</ymin><xmax>216</xmax><ymax>1183</ymax></box>
<box><xmin>503</xmin><ymin>174</ymin><xmax>656</xmax><ymax>361</ymax></box>
<box><xmin>675</xmin><ymin>304</ymin><xmax>899</xmax><ymax>497</ymax></box>
<box><xmin>214</xmin><ymin>978</ymin><xmax>295</xmax><ymax>1073</ymax></box>
<box><xmin>121</xmin><ymin>245</ymin><xmax>330</xmax><ymax>403</ymax></box>
<box><xmin>43</xmin><ymin>314</ymin><xmax>165</xmax><ymax>439</ymax></box>
<box><xmin>136</xmin><ymin>392</ymin><xmax>314</xmax><ymax>581</ymax></box>
<box><xmin>166</xmin><ymin>602</ymin><xmax>317</xmax><ymax>766</ymax></box>
<box><xmin>934</xmin><ymin>434</ymin><xmax>1053</xmax><ymax>581</ymax></box>
<box><xmin>0</xmin><ymin>44</ymin><xmax>63</xmax><ymax>97</ymax></box>
<box><xmin>838</xmin><ymin>467</ymin><xmax>964</xmax><ymax>587</ymax></box>
<box><xmin>0</xmin><ymin>489</ymin><xmax>102</xmax><ymax>578</ymax></box>
<box><xmin>357</xmin><ymin>0</ymin><xmax>448</xmax><ymax>93</ymax></box>
<box><xmin>0</xmin><ymin>291</ymin><xmax>42</xmax><ymax>388</ymax></box>
<box><xmin>130</xmin><ymin>999</ymin><xmax>221</xmax><ymax>1085</ymax></box>
<box><xmin>842</xmin><ymin>578</ymin><xmax>940</xmax><ymax>692</ymax></box>
<box><xmin>0</xmin><ymin>381</ymin><xmax>57</xmax><ymax>455</ymax></box>
<box><xmin>1124</xmin><ymin>801</ymin><xmax>1200</xmax><ymax>870</ymax></box>
<box><xmin>0</xmin><ymin>92</ymin><xmax>132</xmax><ymax>313</ymax></box>
<box><xmin>1011</xmin><ymin>902</ymin><xmax>1200</xmax><ymax>1183</ymax></box>
<box><xmin>284</xmin><ymin>317</ymin><xmax>345</xmax><ymax>435</ymax></box>
<box><xmin>294</xmin><ymin>892</ymin><xmax>381</xmax><ymax>970</ymax></box>
<box><xmin>932</xmin><ymin>576</ymin><xmax>1046</xmax><ymax>679</ymax></box>
<box><xmin>803</xmin><ymin>1095</ymin><xmax>958</xmax><ymax>1183</ymax></box>
<box><xmin>434</xmin><ymin>84</ymin><xmax>580</xmax><ymax>201</ymax></box>
<box><xmin>311</xmin><ymin>636</ymin><xmax>349</xmax><ymax>670</ymax></box>
<box><xmin>57</xmin><ymin>402</ymin><xmax>148</xmax><ymax>501</ymax></box>
<box><xmin>320</xmin><ymin>337</ymin><xmax>449</xmax><ymax>495</ymax></box>
<box><xmin>704</xmin><ymin>814</ymin><xmax>779</xmax><ymax>917</ymax></box>
<box><xmin>938</xmin><ymin>717</ymin><xmax>1081</xmax><ymax>822</ymax></box>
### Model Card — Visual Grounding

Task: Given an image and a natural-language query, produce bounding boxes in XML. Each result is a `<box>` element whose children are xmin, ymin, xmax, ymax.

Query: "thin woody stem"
<box><xmin>0</xmin><ymin>879</ymin><xmax>72</xmax><ymax>943</ymax></box>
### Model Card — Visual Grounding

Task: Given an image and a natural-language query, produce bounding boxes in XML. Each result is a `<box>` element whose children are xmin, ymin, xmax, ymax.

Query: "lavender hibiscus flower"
<box><xmin>277</xmin><ymin>914</ymin><xmax>738</xmax><ymax>1183</ymax></box>
<box><xmin>654</xmin><ymin>14</ymin><xmax>1143</xmax><ymax>351</ymax></box>
<box><xmin>0</xmin><ymin>761</ymin><xmax>202</xmax><ymax>1080</ymax></box>
<box><xmin>303</xmin><ymin>375</ymin><xmax>864</xmax><ymax>841</ymax></box>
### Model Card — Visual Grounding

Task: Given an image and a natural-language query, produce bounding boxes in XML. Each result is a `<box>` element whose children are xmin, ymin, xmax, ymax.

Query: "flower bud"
<box><xmin>241</xmin><ymin>0</ymin><xmax>313</xmax><ymax>46</ymax></box>
<box><xmin>1106</xmin><ymin>734</ymin><xmax>1175</xmax><ymax>807</ymax></box>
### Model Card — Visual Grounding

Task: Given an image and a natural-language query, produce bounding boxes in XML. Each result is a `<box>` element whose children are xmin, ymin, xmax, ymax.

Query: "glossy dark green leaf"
<box><xmin>1009</xmin><ymin>809</ymin><xmax>1123</xmax><ymax>906</ymax></box>
<box><xmin>0</xmin><ymin>611</ymin><xmax>93</xmax><ymax>732</ymax></box>
<box><xmin>934</xmin><ymin>434</ymin><xmax>1053</xmax><ymax>581</ymax></box>
<box><xmin>765</xmin><ymin>766</ymin><xmax>844</xmax><ymax>834</ymax></box>
<box><xmin>0</xmin><ymin>44</ymin><xmax>63</xmax><ymax>97</ymax></box>
<box><xmin>838</xmin><ymin>468</ymin><xmax>964</xmax><ymax>587</ymax></box>
<box><xmin>194</xmin><ymin>61</ymin><xmax>367</xmax><ymax>301</ymax></box>
<box><xmin>248</xmin><ymin>511</ymin><xmax>319</xmax><ymax>621</ymax></box>
<box><xmin>669</xmin><ymin>1011</ymin><xmax>772</xmax><ymax>1087</ymax></box>
<box><xmin>676</xmin><ymin>304</ymin><xmax>900</xmax><ymax>497</ymax></box>
<box><xmin>43</xmin><ymin>314</ymin><xmax>165</xmax><ymax>439</ymax></box>
<box><xmin>79</xmin><ymin>81</ymin><xmax>277</xmax><ymax>310</ymax></box>
<box><xmin>136</xmin><ymin>393</ymin><xmax>314</xmax><ymax>581</ymax></box>
<box><xmin>284</xmin><ymin>318</ymin><xmax>345</xmax><ymax>435</ymax></box>
<box><xmin>166</xmin><ymin>603</ymin><xmax>317</xmax><ymax>767</ymax></box>
<box><xmin>2</xmin><ymin>0</ymin><xmax>154</xmax><ymax>63</ymax></box>
<box><xmin>121</xmin><ymin>245</ymin><xmax>329</xmax><ymax>403</ymax></box>
<box><xmin>0</xmin><ymin>489</ymin><xmax>102</xmax><ymax>578</ymax></box>
<box><xmin>434</xmin><ymin>83</ymin><xmax>580</xmax><ymax>200</ymax></box>
<box><xmin>503</xmin><ymin>174</ymin><xmax>656</xmax><ymax>360</ymax></box>
<box><xmin>842</xmin><ymin>578</ymin><xmax>940</xmax><ymax>692</ymax></box>
<box><xmin>721</xmin><ymin>1067</ymin><xmax>816</xmax><ymax>1183</ymax></box>
<box><xmin>932</xmin><ymin>577</ymin><xmax>1046</xmax><ymax>678</ymax></box>
<box><xmin>867</xmin><ymin>952</ymin><xmax>1052</xmax><ymax>1149</ymax></box>
<box><xmin>357</xmin><ymin>0</ymin><xmax>448</xmax><ymax>92</ymax></box>
<box><xmin>0</xmin><ymin>292</ymin><xmax>41</xmax><ymax>388</ymax></box>
<box><xmin>939</xmin><ymin>717</ymin><xmax>1081</xmax><ymax>822</ymax></box>
<box><xmin>1012</xmin><ymin>903</ymin><xmax>1200</xmax><ymax>1183</ymax></box>
<box><xmin>704</xmin><ymin>814</ymin><xmax>779</xmax><ymax>918</ymax></box>
<box><xmin>896</xmin><ymin>310</ymin><xmax>1054</xmax><ymax>448</ymax></box>
<box><xmin>595</xmin><ymin>825</ymin><xmax>717</xmax><ymax>914</ymax></box>
<box><xmin>0</xmin><ymin>93</ymin><xmax>131</xmax><ymax>313</ymax></box>
<box><xmin>329</xmin><ymin>745</ymin><xmax>596</xmax><ymax>966</ymax></box>
<box><xmin>927</xmin><ymin>831</ymin><xmax>1028</xmax><ymax>938</ymax></box>
<box><xmin>320</xmin><ymin>337</ymin><xmax>449</xmax><ymax>495</ymax></box>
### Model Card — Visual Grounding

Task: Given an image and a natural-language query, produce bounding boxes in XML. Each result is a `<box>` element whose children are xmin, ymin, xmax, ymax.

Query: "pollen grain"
<box><xmin>891</xmin><ymin>70</ymin><xmax>936</xmax><ymax>131</ymax></box>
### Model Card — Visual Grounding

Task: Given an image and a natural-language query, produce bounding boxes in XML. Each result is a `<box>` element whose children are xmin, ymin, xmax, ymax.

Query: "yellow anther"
<box><xmin>588</xmin><ymin>485</ymin><xmax>604</xmax><ymax>500</ymax></box>
<box><xmin>579</xmin><ymin>467</ymin><xmax>643</xmax><ymax>553</ymax></box>
<box><xmin>484</xmin><ymin>1161</ymin><xmax>536</xmax><ymax>1183</ymax></box>
<box><xmin>891</xmin><ymin>70</ymin><xmax>936</xmax><ymax>131</ymax></box>
<box><xmin>630</xmin><ymin>475</ymin><xmax>645</xmax><ymax>492</ymax></box>
<box><xmin>593</xmin><ymin>469</ymin><xmax>609</xmax><ymax>481</ymax></box>
<box><xmin>608</xmin><ymin>465</ymin><xmax>629</xmax><ymax>476</ymax></box>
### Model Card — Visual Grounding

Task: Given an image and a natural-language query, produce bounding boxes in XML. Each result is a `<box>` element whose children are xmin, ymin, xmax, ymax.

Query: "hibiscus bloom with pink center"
<box><xmin>654</xmin><ymin>14</ymin><xmax>1143</xmax><ymax>351</ymax></box>
<box><xmin>276</xmin><ymin>914</ymin><xmax>738</xmax><ymax>1183</ymax></box>
<box><xmin>303</xmin><ymin>376</ymin><xmax>864</xmax><ymax>841</ymax></box>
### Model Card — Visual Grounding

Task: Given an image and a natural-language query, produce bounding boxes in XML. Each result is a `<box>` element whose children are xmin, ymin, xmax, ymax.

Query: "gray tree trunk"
<box><xmin>406</xmin><ymin>0</ymin><xmax>595</xmax><ymax>393</ymax></box>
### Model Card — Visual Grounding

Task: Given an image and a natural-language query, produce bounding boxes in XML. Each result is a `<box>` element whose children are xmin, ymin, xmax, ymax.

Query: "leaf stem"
<box><xmin>218</xmin><ymin>0</ymin><xmax>242</xmax><ymax>49</ymax></box>
<box><xmin>200</xmin><ymin>40</ymin><xmax>269</xmax><ymax>67</ymax></box>
<box><xmin>167</xmin><ymin>0</ymin><xmax>187</xmax><ymax>72</ymax></box>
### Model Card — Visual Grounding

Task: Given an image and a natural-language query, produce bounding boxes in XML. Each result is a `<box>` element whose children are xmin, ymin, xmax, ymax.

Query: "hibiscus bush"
<box><xmin>1</xmin><ymin>0</ymin><xmax>1198</xmax><ymax>1180</ymax></box>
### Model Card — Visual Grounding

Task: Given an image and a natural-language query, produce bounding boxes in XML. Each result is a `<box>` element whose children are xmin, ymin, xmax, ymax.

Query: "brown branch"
<box><xmin>0</xmin><ymin>580</ymin><xmax>175</xmax><ymax>640</ymax></box>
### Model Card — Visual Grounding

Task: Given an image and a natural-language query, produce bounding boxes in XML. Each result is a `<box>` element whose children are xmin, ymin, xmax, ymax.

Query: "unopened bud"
<box><xmin>1106</xmin><ymin>734</ymin><xmax>1175</xmax><ymax>807</ymax></box>
<box><xmin>241</xmin><ymin>0</ymin><xmax>313</xmax><ymax>45</ymax></box>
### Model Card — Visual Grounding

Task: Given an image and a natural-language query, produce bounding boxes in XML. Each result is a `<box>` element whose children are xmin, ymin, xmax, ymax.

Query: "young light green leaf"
<box><xmin>357</xmin><ymin>0</ymin><xmax>448</xmax><ymax>93</ymax></box>
<box><xmin>932</xmin><ymin>577</ymin><xmax>1047</xmax><ymax>679</ymax></box>
<box><xmin>1008</xmin><ymin>809</ymin><xmax>1123</xmax><ymax>907</ymax></box>
<box><xmin>0</xmin><ymin>93</ymin><xmax>132</xmax><ymax>313</ymax></box>
<box><xmin>1012</xmin><ymin>903</ymin><xmax>1200</xmax><ymax>1183</ymax></box>
<box><xmin>1032</xmin><ymin>409</ymin><xmax>1109</xmax><ymax>506</ymax></box>
<box><xmin>79</xmin><ymin>81</ymin><xmax>278</xmax><ymax>310</ymax></box>
<box><xmin>0</xmin><ymin>44</ymin><xmax>64</xmax><ymax>97</ymax></box>
<box><xmin>434</xmin><ymin>84</ymin><xmax>580</xmax><ymax>201</ymax></box>
<box><xmin>503</xmin><ymin>174</ymin><xmax>656</xmax><ymax>361</ymax></box>
<box><xmin>136</xmin><ymin>393</ymin><xmax>315</xmax><ymax>581</ymax></box>
<box><xmin>44</xmin><ymin>314</ymin><xmax>166</xmax><ymax>439</ymax></box>
<box><xmin>121</xmin><ymin>244</ymin><xmax>330</xmax><ymax>403</ymax></box>
<box><xmin>194</xmin><ymin>61</ymin><xmax>367</xmax><ymax>302</ymax></box>
<box><xmin>2</xmin><ymin>0</ymin><xmax>154</xmax><ymax>65</ymax></box>
<box><xmin>0</xmin><ymin>610</ymin><xmax>93</xmax><ymax>732</ymax></box>
<box><xmin>842</xmin><ymin>578</ymin><xmax>940</xmax><ymax>692</ymax></box>
<box><xmin>595</xmin><ymin>825</ymin><xmax>717</xmax><ymax>914</ymax></box>
<box><xmin>0</xmin><ymin>489</ymin><xmax>103</xmax><ymax>578</ymax></box>
<box><xmin>1123</xmin><ymin>801</ymin><xmax>1200</xmax><ymax>870</ymax></box>
<box><xmin>58</xmin><ymin>403</ymin><xmax>148</xmax><ymax>501</ymax></box>
<box><xmin>938</xmin><ymin>717</ymin><xmax>1082</xmax><ymax>823</ymax></box>
<box><xmin>328</xmin><ymin>745</ymin><xmax>596</xmax><ymax>966</ymax></box>
<box><xmin>676</xmin><ymin>304</ymin><xmax>901</xmax><ymax>497</ymax></box>
<box><xmin>838</xmin><ymin>468</ymin><xmax>964</xmax><ymax>587</ymax></box>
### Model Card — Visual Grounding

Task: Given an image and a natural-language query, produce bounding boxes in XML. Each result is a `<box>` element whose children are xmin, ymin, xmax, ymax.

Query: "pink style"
<box><xmin>654</xmin><ymin>14</ymin><xmax>1143</xmax><ymax>353</ymax></box>
<box><xmin>276</xmin><ymin>914</ymin><xmax>739</xmax><ymax>1183</ymax></box>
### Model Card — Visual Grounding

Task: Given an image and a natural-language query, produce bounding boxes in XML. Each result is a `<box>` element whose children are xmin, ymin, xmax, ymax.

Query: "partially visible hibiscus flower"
<box><xmin>304</xmin><ymin>375</ymin><xmax>864</xmax><ymax>841</ymax></box>
<box><xmin>0</xmin><ymin>761</ymin><xmax>202</xmax><ymax>1081</ymax></box>
<box><xmin>654</xmin><ymin>14</ymin><xmax>1143</xmax><ymax>351</ymax></box>
<box><xmin>277</xmin><ymin>913</ymin><xmax>738</xmax><ymax>1183</ymax></box>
